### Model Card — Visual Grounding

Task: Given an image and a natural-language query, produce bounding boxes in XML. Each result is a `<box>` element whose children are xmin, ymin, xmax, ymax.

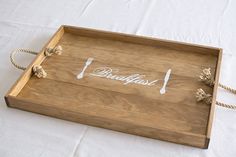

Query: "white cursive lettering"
<box><xmin>89</xmin><ymin>67</ymin><xmax>159</xmax><ymax>86</ymax></box>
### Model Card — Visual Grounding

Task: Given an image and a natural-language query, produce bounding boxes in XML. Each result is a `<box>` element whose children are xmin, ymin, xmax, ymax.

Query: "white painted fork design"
<box><xmin>77</xmin><ymin>57</ymin><xmax>94</xmax><ymax>79</ymax></box>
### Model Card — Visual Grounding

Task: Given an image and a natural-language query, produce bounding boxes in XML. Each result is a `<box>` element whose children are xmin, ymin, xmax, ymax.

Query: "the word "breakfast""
<box><xmin>89</xmin><ymin>67</ymin><xmax>172</xmax><ymax>94</ymax></box>
<box><xmin>90</xmin><ymin>67</ymin><xmax>158</xmax><ymax>86</ymax></box>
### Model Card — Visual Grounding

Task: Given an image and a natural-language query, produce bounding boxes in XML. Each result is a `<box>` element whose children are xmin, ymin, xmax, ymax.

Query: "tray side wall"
<box><xmin>205</xmin><ymin>48</ymin><xmax>222</xmax><ymax>148</ymax></box>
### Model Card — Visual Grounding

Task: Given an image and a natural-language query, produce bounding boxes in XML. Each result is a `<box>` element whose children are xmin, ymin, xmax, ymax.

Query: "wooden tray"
<box><xmin>5</xmin><ymin>25</ymin><xmax>222</xmax><ymax>148</ymax></box>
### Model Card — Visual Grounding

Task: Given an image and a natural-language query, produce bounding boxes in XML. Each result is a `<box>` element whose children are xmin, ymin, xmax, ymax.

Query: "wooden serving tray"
<box><xmin>5</xmin><ymin>25</ymin><xmax>222</xmax><ymax>148</ymax></box>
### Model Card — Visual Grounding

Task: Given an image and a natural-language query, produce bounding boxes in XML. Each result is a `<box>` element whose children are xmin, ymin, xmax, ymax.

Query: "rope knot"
<box><xmin>199</xmin><ymin>68</ymin><xmax>214</xmax><ymax>86</ymax></box>
<box><xmin>44</xmin><ymin>45</ymin><xmax>63</xmax><ymax>56</ymax></box>
<box><xmin>33</xmin><ymin>65</ymin><xmax>47</xmax><ymax>78</ymax></box>
<box><xmin>196</xmin><ymin>88</ymin><xmax>212</xmax><ymax>105</ymax></box>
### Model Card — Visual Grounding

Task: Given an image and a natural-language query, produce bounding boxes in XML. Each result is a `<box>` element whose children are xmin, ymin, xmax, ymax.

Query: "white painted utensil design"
<box><xmin>77</xmin><ymin>57</ymin><xmax>94</xmax><ymax>79</ymax></box>
<box><xmin>160</xmin><ymin>69</ymin><xmax>171</xmax><ymax>94</ymax></box>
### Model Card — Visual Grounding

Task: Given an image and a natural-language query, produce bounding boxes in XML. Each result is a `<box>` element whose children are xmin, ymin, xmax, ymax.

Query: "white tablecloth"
<box><xmin>0</xmin><ymin>0</ymin><xmax>236</xmax><ymax>156</ymax></box>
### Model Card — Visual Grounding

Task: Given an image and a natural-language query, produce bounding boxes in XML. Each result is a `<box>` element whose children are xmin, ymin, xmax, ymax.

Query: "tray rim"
<box><xmin>5</xmin><ymin>25</ymin><xmax>222</xmax><ymax>148</ymax></box>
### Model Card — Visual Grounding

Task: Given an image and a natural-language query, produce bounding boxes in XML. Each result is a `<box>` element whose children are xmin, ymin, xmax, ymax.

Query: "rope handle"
<box><xmin>10</xmin><ymin>45</ymin><xmax>62</xmax><ymax>78</ymax></box>
<box><xmin>196</xmin><ymin>68</ymin><xmax>236</xmax><ymax>110</ymax></box>
<box><xmin>10</xmin><ymin>48</ymin><xmax>38</xmax><ymax>70</ymax></box>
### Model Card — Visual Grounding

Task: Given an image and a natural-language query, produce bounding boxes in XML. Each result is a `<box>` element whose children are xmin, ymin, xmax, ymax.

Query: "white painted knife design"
<box><xmin>77</xmin><ymin>57</ymin><xmax>94</xmax><ymax>79</ymax></box>
<box><xmin>160</xmin><ymin>69</ymin><xmax>171</xmax><ymax>95</ymax></box>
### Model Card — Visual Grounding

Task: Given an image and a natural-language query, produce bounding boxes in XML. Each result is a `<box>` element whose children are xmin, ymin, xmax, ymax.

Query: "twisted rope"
<box><xmin>10</xmin><ymin>48</ymin><xmax>47</xmax><ymax>78</ymax></box>
<box><xmin>216</xmin><ymin>101</ymin><xmax>236</xmax><ymax>110</ymax></box>
<box><xmin>198</xmin><ymin>68</ymin><xmax>236</xmax><ymax>110</ymax></box>
<box><xmin>219</xmin><ymin>83</ymin><xmax>236</xmax><ymax>94</ymax></box>
<box><xmin>199</xmin><ymin>68</ymin><xmax>214</xmax><ymax>86</ymax></box>
<box><xmin>196</xmin><ymin>88</ymin><xmax>236</xmax><ymax>109</ymax></box>
<box><xmin>10</xmin><ymin>48</ymin><xmax>38</xmax><ymax>70</ymax></box>
<box><xmin>32</xmin><ymin>65</ymin><xmax>47</xmax><ymax>78</ymax></box>
<box><xmin>44</xmin><ymin>45</ymin><xmax>62</xmax><ymax>56</ymax></box>
<box><xmin>10</xmin><ymin>46</ymin><xmax>62</xmax><ymax>78</ymax></box>
<box><xmin>196</xmin><ymin>88</ymin><xmax>212</xmax><ymax>105</ymax></box>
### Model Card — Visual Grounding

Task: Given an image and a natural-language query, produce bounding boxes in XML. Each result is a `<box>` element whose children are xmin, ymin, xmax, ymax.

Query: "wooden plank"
<box><xmin>40</xmin><ymin>55</ymin><xmax>213</xmax><ymax>104</ymax></box>
<box><xmin>58</xmin><ymin>35</ymin><xmax>217</xmax><ymax>78</ymax></box>
<box><xmin>17</xmin><ymin>78</ymin><xmax>210</xmax><ymax>135</ymax></box>
<box><xmin>64</xmin><ymin>25</ymin><xmax>221</xmax><ymax>55</ymax></box>
<box><xmin>61</xmin><ymin>33</ymin><xmax>217</xmax><ymax>68</ymax></box>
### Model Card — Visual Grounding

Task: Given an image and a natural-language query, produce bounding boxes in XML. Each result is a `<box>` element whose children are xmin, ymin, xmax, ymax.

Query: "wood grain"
<box><xmin>17</xmin><ymin>78</ymin><xmax>210</xmax><ymax>135</ymax></box>
<box><xmin>5</xmin><ymin>25</ymin><xmax>221</xmax><ymax>148</ymax></box>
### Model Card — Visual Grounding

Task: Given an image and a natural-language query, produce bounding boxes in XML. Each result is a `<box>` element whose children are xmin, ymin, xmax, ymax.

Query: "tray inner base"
<box><xmin>17</xmin><ymin>31</ymin><xmax>218</xmax><ymax>137</ymax></box>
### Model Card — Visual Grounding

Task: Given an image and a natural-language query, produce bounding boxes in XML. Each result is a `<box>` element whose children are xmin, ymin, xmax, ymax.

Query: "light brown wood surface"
<box><xmin>5</xmin><ymin>25</ymin><xmax>222</xmax><ymax>148</ymax></box>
